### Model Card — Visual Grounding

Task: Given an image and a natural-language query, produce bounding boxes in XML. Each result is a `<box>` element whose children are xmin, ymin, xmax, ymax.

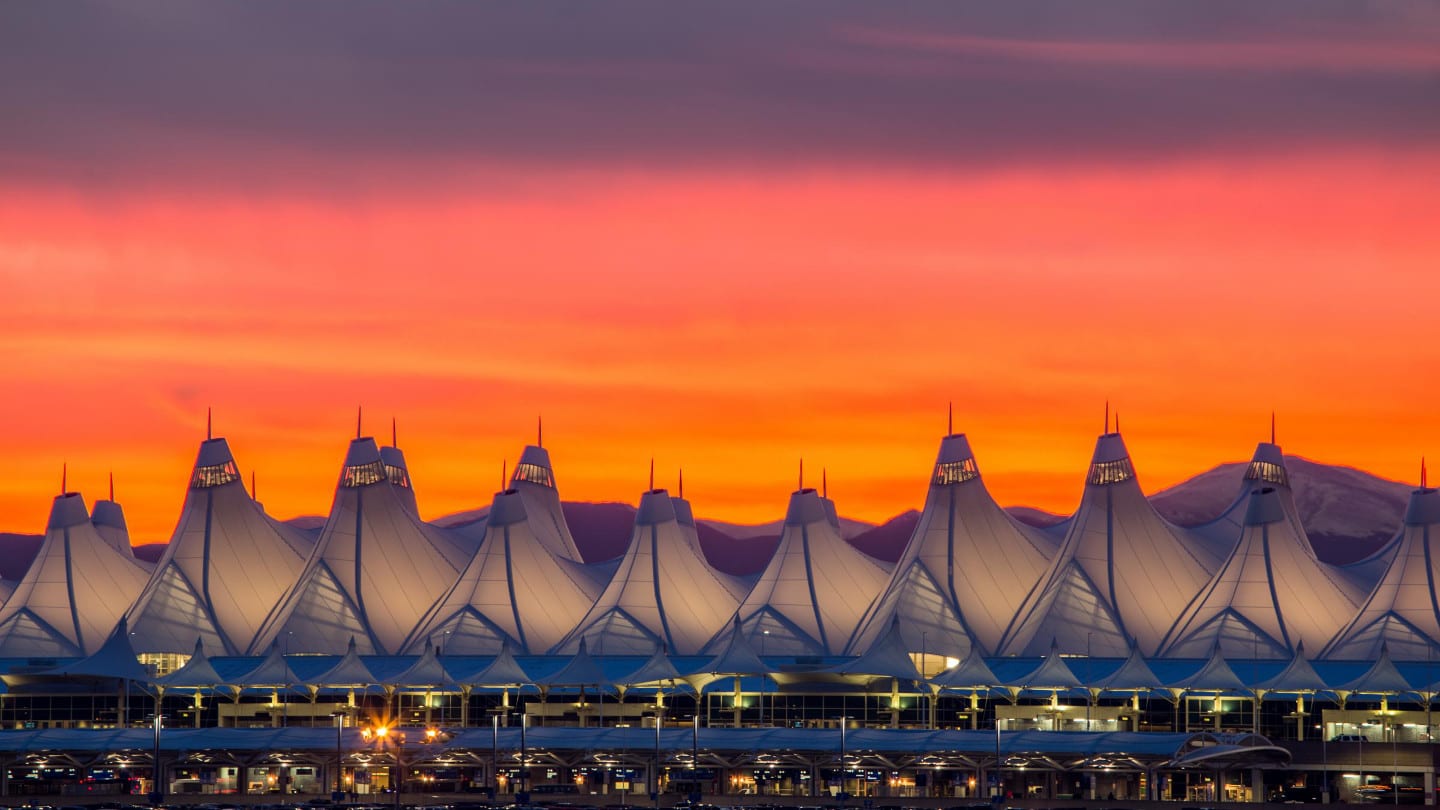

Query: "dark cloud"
<box><xmin>2</xmin><ymin>0</ymin><xmax>1437</xmax><ymax>192</ymax></box>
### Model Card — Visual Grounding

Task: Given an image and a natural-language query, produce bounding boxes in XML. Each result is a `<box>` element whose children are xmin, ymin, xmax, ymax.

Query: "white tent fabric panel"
<box><xmin>1324</xmin><ymin>488</ymin><xmax>1440</xmax><ymax>660</ymax></box>
<box><xmin>1162</xmin><ymin>487</ymin><xmax>1361</xmax><ymax>659</ymax></box>
<box><xmin>128</xmin><ymin>438</ymin><xmax>314</xmax><ymax>656</ymax></box>
<box><xmin>719</xmin><ymin>489</ymin><xmax>887</xmax><ymax>656</ymax></box>
<box><xmin>848</xmin><ymin>434</ymin><xmax>1056</xmax><ymax>659</ymax></box>
<box><xmin>1000</xmin><ymin>434</ymin><xmax>1216</xmax><ymax>658</ymax></box>
<box><xmin>406</xmin><ymin>488</ymin><xmax>598</xmax><ymax>655</ymax></box>
<box><xmin>0</xmin><ymin>494</ymin><xmax>150</xmax><ymax>657</ymax></box>
<box><xmin>251</xmin><ymin>438</ymin><xmax>469</xmax><ymax>655</ymax></box>
<box><xmin>672</xmin><ymin>495</ymin><xmax>752</xmax><ymax>602</ymax></box>
<box><xmin>90</xmin><ymin>500</ymin><xmax>135</xmax><ymax>559</ymax></box>
<box><xmin>558</xmin><ymin>489</ymin><xmax>744</xmax><ymax>655</ymax></box>
<box><xmin>509</xmin><ymin>445</ymin><xmax>584</xmax><ymax>560</ymax></box>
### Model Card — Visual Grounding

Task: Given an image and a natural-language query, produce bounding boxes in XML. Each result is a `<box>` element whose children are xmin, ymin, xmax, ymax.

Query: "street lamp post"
<box><xmin>653</xmin><ymin>713</ymin><xmax>662</xmax><ymax>810</ymax></box>
<box><xmin>149</xmin><ymin>712</ymin><xmax>164</xmax><ymax>806</ymax></box>
<box><xmin>332</xmin><ymin>711</ymin><xmax>346</xmax><ymax>802</ymax></box>
<box><xmin>761</xmin><ymin>630</ymin><xmax>770</xmax><ymax>727</ymax></box>
<box><xmin>837</xmin><ymin>715</ymin><xmax>851</xmax><ymax>810</ymax></box>
<box><xmin>362</xmin><ymin>724</ymin><xmax>449</xmax><ymax>810</ymax></box>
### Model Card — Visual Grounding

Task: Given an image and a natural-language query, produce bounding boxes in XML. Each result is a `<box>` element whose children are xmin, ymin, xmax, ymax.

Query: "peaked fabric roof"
<box><xmin>1337</xmin><ymin>644</ymin><xmax>1412</xmax><ymax>694</ymax></box>
<box><xmin>127</xmin><ymin>437</ymin><xmax>314</xmax><ymax>656</ymax></box>
<box><xmin>930</xmin><ymin>645</ymin><xmax>1001</xmax><ymax>690</ymax></box>
<box><xmin>405</xmin><ymin>487</ymin><xmax>599</xmax><ymax>655</ymax></box>
<box><xmin>42</xmin><ymin>617</ymin><xmax>151</xmax><ymax>682</ymax></box>
<box><xmin>450</xmin><ymin>638</ymin><xmax>532</xmax><ymax>686</ymax></box>
<box><xmin>1169</xmin><ymin>646</ymin><xmax>1246</xmax><ymax>691</ymax></box>
<box><xmin>671</xmin><ymin>494</ymin><xmax>751</xmax><ymax>602</ymax></box>
<box><xmin>1161</xmin><ymin>486</ymin><xmax>1362</xmax><ymax>659</ymax></box>
<box><xmin>1094</xmin><ymin>642</ymin><xmax>1163</xmax><ymax>691</ymax></box>
<box><xmin>693</xmin><ymin>617</ymin><xmax>768</xmax><ymax>676</ymax></box>
<box><xmin>0</xmin><ymin>493</ymin><xmax>152</xmax><ymax>658</ymax></box>
<box><xmin>557</xmin><ymin>489</ymin><xmax>744</xmax><ymax>655</ymax></box>
<box><xmin>380</xmin><ymin>444</ymin><xmax>419</xmax><ymax>516</ymax></box>
<box><xmin>718</xmin><ymin>488</ymin><xmax>888</xmax><ymax>656</ymax></box>
<box><xmin>1324</xmin><ymin>488</ymin><xmax>1440</xmax><ymax>661</ymax></box>
<box><xmin>538</xmin><ymin>638</ymin><xmax>608</xmax><ymax>686</ymax></box>
<box><xmin>1190</xmin><ymin>443</ymin><xmax>1299</xmax><ymax>562</ymax></box>
<box><xmin>999</xmin><ymin>433</ymin><xmax>1220</xmax><ymax>658</ymax></box>
<box><xmin>509</xmin><ymin>444</ymin><xmax>585</xmax><ymax>560</ymax></box>
<box><xmin>235</xmin><ymin>642</ymin><xmax>301</xmax><ymax>687</ymax></box>
<box><xmin>250</xmin><ymin>437</ymin><xmax>472</xmax><ymax>655</ymax></box>
<box><xmin>847</xmin><ymin>434</ymin><xmax>1057</xmax><ymax>660</ymax></box>
<box><xmin>617</xmin><ymin>644</ymin><xmax>687</xmax><ymax>687</ymax></box>
<box><xmin>90</xmin><ymin>498</ymin><xmax>135</xmax><ymax>559</ymax></box>
<box><xmin>311</xmin><ymin>637</ymin><xmax>379</xmax><ymax>687</ymax></box>
<box><xmin>156</xmin><ymin>638</ymin><xmax>228</xmax><ymax>688</ymax></box>
<box><xmin>1011</xmin><ymin>640</ymin><xmax>1083</xmax><ymax>689</ymax></box>
<box><xmin>390</xmin><ymin>644</ymin><xmax>452</xmax><ymax>687</ymax></box>
<box><xmin>1255</xmin><ymin>641</ymin><xmax>1330</xmax><ymax>692</ymax></box>
<box><xmin>829</xmin><ymin>617</ymin><xmax>923</xmax><ymax>681</ymax></box>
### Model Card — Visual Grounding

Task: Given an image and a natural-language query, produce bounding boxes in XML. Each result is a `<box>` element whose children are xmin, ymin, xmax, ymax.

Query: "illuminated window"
<box><xmin>933</xmin><ymin>458</ymin><xmax>979</xmax><ymax>485</ymax></box>
<box><xmin>1245</xmin><ymin>460</ymin><xmax>1288</xmax><ymax>487</ymax></box>
<box><xmin>137</xmin><ymin>652</ymin><xmax>192</xmax><ymax>677</ymax></box>
<box><xmin>341</xmin><ymin>460</ymin><xmax>386</xmax><ymax>488</ymax></box>
<box><xmin>386</xmin><ymin>464</ymin><xmax>411</xmax><ymax>489</ymax></box>
<box><xmin>512</xmin><ymin>462</ymin><xmax>555</xmax><ymax>488</ymax></box>
<box><xmin>192</xmin><ymin>461</ymin><xmax>239</xmax><ymax>488</ymax></box>
<box><xmin>1087</xmin><ymin>458</ymin><xmax>1135</xmax><ymax>485</ymax></box>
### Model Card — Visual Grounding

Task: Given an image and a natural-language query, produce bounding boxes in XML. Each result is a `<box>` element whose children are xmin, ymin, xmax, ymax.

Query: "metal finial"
<box><xmin>537</xmin><ymin>415</ymin><xmax>543</xmax><ymax>448</ymax></box>
<box><xmin>502</xmin><ymin>459</ymin><xmax>508</xmax><ymax>490</ymax></box>
<box><xmin>392</xmin><ymin>417</ymin><xmax>397</xmax><ymax>448</ymax></box>
<box><xmin>649</xmin><ymin>458</ymin><xmax>655</xmax><ymax>491</ymax></box>
<box><xmin>109</xmin><ymin>471</ymin><xmax>114</xmax><ymax>502</ymax></box>
<box><xmin>678</xmin><ymin>468</ymin><xmax>684</xmax><ymax>499</ymax></box>
<box><xmin>207</xmin><ymin>407</ymin><xmax>212</xmax><ymax>440</ymax></box>
<box><xmin>1104</xmin><ymin>401</ymin><xmax>1110</xmax><ymax>434</ymax></box>
<box><xmin>822</xmin><ymin>468</ymin><xmax>828</xmax><ymax>498</ymax></box>
<box><xmin>1271</xmin><ymin>411</ymin><xmax>1276</xmax><ymax>445</ymax></box>
<box><xmin>356</xmin><ymin>406</ymin><xmax>362</xmax><ymax>439</ymax></box>
<box><xmin>799</xmin><ymin>458</ymin><xmax>804</xmax><ymax>491</ymax></box>
<box><xmin>948</xmin><ymin>401</ymin><xmax>953</xmax><ymax>436</ymax></box>
<box><xmin>61</xmin><ymin>462</ymin><xmax>67</xmax><ymax>495</ymax></box>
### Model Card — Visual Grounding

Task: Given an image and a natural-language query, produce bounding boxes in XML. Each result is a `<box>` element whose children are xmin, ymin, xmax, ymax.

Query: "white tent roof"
<box><xmin>1169</xmin><ymin>645</ymin><xmax>1246</xmax><ymax>691</ymax></box>
<box><xmin>510</xmin><ymin>444</ymin><xmax>585</xmax><ymax>560</ymax></box>
<box><xmin>617</xmin><ymin>643</ymin><xmax>687</xmax><ymax>687</ymax></box>
<box><xmin>1189</xmin><ymin>443</ymin><xmax>1296</xmax><ymax>560</ymax></box>
<box><xmin>127</xmin><ymin>437</ymin><xmax>314</xmax><ymax>656</ymax></box>
<box><xmin>1011</xmin><ymin>640</ymin><xmax>1083</xmax><ymax>689</ymax></box>
<box><xmin>1160</xmin><ymin>486</ymin><xmax>1362</xmax><ymax>659</ymax></box>
<box><xmin>930</xmin><ymin>645</ymin><xmax>1001</xmax><ymax>690</ymax></box>
<box><xmin>671</xmin><ymin>492</ymin><xmax>751</xmax><ymax>602</ymax></box>
<box><xmin>380</xmin><ymin>444</ymin><xmax>419</xmax><ymax>516</ymax></box>
<box><xmin>829</xmin><ymin>616</ymin><xmax>923</xmax><ymax>682</ymax></box>
<box><xmin>234</xmin><ymin>641</ymin><xmax>301</xmax><ymax>688</ymax></box>
<box><xmin>999</xmin><ymin>432</ymin><xmax>1218</xmax><ymax>658</ymax></box>
<box><xmin>692</xmin><ymin>617</ymin><xmax>768</xmax><ymax>676</ymax></box>
<box><xmin>716</xmin><ymin>488</ymin><xmax>888</xmax><ymax>656</ymax></box>
<box><xmin>42</xmin><ymin>617</ymin><xmax>151</xmax><ymax>682</ymax></box>
<box><xmin>538</xmin><ymin>637</ymin><xmax>607</xmax><ymax>686</ymax></box>
<box><xmin>1323</xmin><ymin>487</ymin><xmax>1440</xmax><ymax>661</ymax></box>
<box><xmin>156</xmin><ymin>639</ymin><xmax>227</xmax><ymax>688</ymax></box>
<box><xmin>556</xmin><ymin>488</ymin><xmax>745</xmax><ymax>655</ymax></box>
<box><xmin>1094</xmin><ymin>642</ymin><xmax>1163</xmax><ymax>692</ymax></box>
<box><xmin>90</xmin><ymin>495</ymin><xmax>139</xmax><ymax>561</ymax></box>
<box><xmin>0</xmin><ymin>493</ymin><xmax>152</xmax><ymax>657</ymax></box>
<box><xmin>450</xmin><ymin>638</ymin><xmax>531</xmax><ymax>686</ymax></box>
<box><xmin>311</xmin><ymin>637</ymin><xmax>379</xmax><ymax>687</ymax></box>
<box><xmin>250</xmin><ymin>437</ymin><xmax>471</xmax><ymax>655</ymax></box>
<box><xmin>1337</xmin><ymin>644</ymin><xmax>1412</xmax><ymax>695</ymax></box>
<box><xmin>847</xmin><ymin>433</ymin><xmax>1057</xmax><ymax>659</ymax></box>
<box><xmin>390</xmin><ymin>643</ymin><xmax>452</xmax><ymax>688</ymax></box>
<box><xmin>404</xmin><ymin>487</ymin><xmax>599</xmax><ymax>655</ymax></box>
<box><xmin>1255</xmin><ymin>641</ymin><xmax>1330</xmax><ymax>692</ymax></box>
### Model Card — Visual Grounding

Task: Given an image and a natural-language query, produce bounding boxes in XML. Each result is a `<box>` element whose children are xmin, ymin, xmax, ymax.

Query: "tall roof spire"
<box><xmin>356</xmin><ymin>406</ymin><xmax>362</xmax><ymax>439</ymax></box>
<box><xmin>61</xmin><ymin>462</ymin><xmax>67</xmax><ymax>495</ymax></box>
<box><xmin>649</xmin><ymin>458</ymin><xmax>655</xmax><ymax>491</ymax></box>
<box><xmin>251</xmin><ymin>470</ymin><xmax>257</xmax><ymax>500</ymax></box>
<box><xmin>1423</xmin><ymin>457</ymin><xmax>1429</xmax><ymax>489</ymax></box>
<box><xmin>1115</xmin><ymin>411</ymin><xmax>1120</xmax><ymax>434</ymax></box>
<box><xmin>948</xmin><ymin>401</ymin><xmax>953</xmax><ymax>436</ymax></box>
<box><xmin>501</xmin><ymin>459</ymin><xmax>508</xmax><ymax>491</ymax></box>
<box><xmin>678</xmin><ymin>468</ymin><xmax>684</xmax><ymax>499</ymax></box>
<box><xmin>537</xmin><ymin>415</ymin><xmax>543</xmax><ymax>448</ymax></box>
<box><xmin>207</xmin><ymin>407</ymin><xmax>212</xmax><ymax>440</ymax></box>
<box><xmin>1104</xmin><ymin>400</ymin><xmax>1110</xmax><ymax>434</ymax></box>
<box><xmin>391</xmin><ymin>417</ymin><xmax>397</xmax><ymax>448</ymax></box>
<box><xmin>1271</xmin><ymin>411</ymin><xmax>1276</xmax><ymax>445</ymax></box>
<box><xmin>822</xmin><ymin>468</ymin><xmax>828</xmax><ymax>498</ymax></box>
<box><xmin>798</xmin><ymin>458</ymin><xmax>804</xmax><ymax>491</ymax></box>
<box><xmin>108</xmin><ymin>471</ymin><xmax>114</xmax><ymax>502</ymax></box>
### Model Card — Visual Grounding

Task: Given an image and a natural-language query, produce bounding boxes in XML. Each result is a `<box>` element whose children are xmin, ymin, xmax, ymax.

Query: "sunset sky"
<box><xmin>2</xmin><ymin>2</ymin><xmax>1438</xmax><ymax>544</ymax></box>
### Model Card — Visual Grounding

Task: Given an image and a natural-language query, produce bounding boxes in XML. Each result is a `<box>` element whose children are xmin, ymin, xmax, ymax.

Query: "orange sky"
<box><xmin>3</xmin><ymin>151</ymin><xmax>1438</xmax><ymax>544</ymax></box>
